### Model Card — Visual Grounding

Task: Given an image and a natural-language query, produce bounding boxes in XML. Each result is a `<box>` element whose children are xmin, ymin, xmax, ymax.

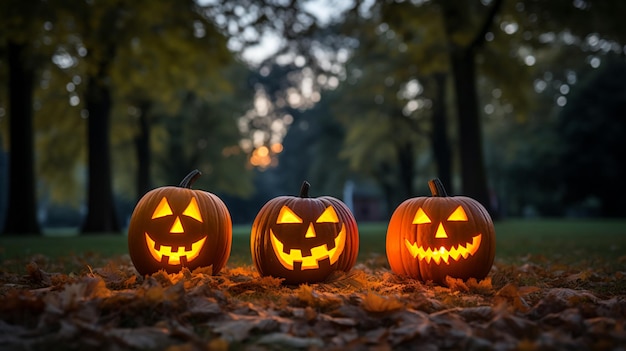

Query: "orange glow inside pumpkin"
<box><xmin>270</xmin><ymin>205</ymin><xmax>346</xmax><ymax>270</ymax></box>
<box><xmin>405</xmin><ymin>205</ymin><xmax>482</xmax><ymax>265</ymax></box>
<box><xmin>145</xmin><ymin>234</ymin><xmax>207</xmax><ymax>265</ymax></box>
<box><xmin>145</xmin><ymin>196</ymin><xmax>207</xmax><ymax>265</ymax></box>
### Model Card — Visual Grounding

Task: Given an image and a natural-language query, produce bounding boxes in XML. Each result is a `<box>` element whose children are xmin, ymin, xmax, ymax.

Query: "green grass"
<box><xmin>1</xmin><ymin>219</ymin><xmax>625</xmax><ymax>272</ymax></box>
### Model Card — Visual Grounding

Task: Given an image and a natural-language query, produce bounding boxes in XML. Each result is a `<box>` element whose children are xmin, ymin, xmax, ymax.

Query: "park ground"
<box><xmin>0</xmin><ymin>219</ymin><xmax>625</xmax><ymax>350</ymax></box>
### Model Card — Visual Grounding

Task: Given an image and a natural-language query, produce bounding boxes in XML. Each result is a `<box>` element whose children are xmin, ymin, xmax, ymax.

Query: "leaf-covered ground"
<box><xmin>1</xmin><ymin>252</ymin><xmax>625</xmax><ymax>351</ymax></box>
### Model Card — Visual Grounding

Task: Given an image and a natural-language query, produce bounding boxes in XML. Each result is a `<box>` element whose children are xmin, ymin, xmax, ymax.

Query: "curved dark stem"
<box><xmin>179</xmin><ymin>169</ymin><xmax>202</xmax><ymax>189</ymax></box>
<box><xmin>428</xmin><ymin>178</ymin><xmax>448</xmax><ymax>197</ymax></box>
<box><xmin>299</xmin><ymin>181</ymin><xmax>310</xmax><ymax>198</ymax></box>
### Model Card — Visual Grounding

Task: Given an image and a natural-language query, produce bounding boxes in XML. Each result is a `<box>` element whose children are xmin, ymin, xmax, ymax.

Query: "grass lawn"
<box><xmin>1</xmin><ymin>218</ymin><xmax>624</xmax><ymax>271</ymax></box>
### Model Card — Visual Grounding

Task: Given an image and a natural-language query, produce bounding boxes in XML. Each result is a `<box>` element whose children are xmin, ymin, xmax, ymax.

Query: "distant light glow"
<box><xmin>556</xmin><ymin>96</ymin><xmax>567</xmax><ymax>107</ymax></box>
<box><xmin>501</xmin><ymin>22</ymin><xmax>519</xmax><ymax>35</ymax></box>
<box><xmin>402</xmin><ymin>79</ymin><xmax>422</xmax><ymax>99</ymax></box>
<box><xmin>327</xmin><ymin>76</ymin><xmax>339</xmax><ymax>89</ymax></box>
<box><xmin>294</xmin><ymin>56</ymin><xmax>306</xmax><ymax>67</ymax></box>
<box><xmin>566</xmin><ymin>71</ymin><xmax>577</xmax><ymax>85</ymax></box>
<box><xmin>403</xmin><ymin>100</ymin><xmax>418</xmax><ymax>115</ymax></box>
<box><xmin>257</xmin><ymin>146</ymin><xmax>269</xmax><ymax>157</ymax></box>
<box><xmin>524</xmin><ymin>55</ymin><xmax>536</xmax><ymax>66</ymax></box>
<box><xmin>69</xmin><ymin>96</ymin><xmax>80</xmax><ymax>106</ymax></box>
<box><xmin>590</xmin><ymin>57</ymin><xmax>601</xmax><ymax>68</ymax></box>
<box><xmin>240</xmin><ymin>30</ymin><xmax>283</xmax><ymax>66</ymax></box>
<box><xmin>484</xmin><ymin>104</ymin><xmax>494</xmax><ymax>115</ymax></box>
<box><xmin>534</xmin><ymin>80</ymin><xmax>547</xmax><ymax>93</ymax></box>
<box><xmin>52</xmin><ymin>51</ymin><xmax>75</xmax><ymax>69</ymax></box>
<box><xmin>193</xmin><ymin>21</ymin><xmax>206</xmax><ymax>38</ymax></box>
<box><xmin>254</xmin><ymin>92</ymin><xmax>271</xmax><ymax>117</ymax></box>
<box><xmin>271</xmin><ymin>143</ymin><xmax>283</xmax><ymax>154</ymax></box>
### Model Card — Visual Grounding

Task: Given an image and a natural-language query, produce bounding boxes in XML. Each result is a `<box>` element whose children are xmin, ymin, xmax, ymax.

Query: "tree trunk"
<box><xmin>439</xmin><ymin>0</ymin><xmax>503</xmax><ymax>216</ymax></box>
<box><xmin>431</xmin><ymin>73</ymin><xmax>452</xmax><ymax>191</ymax></box>
<box><xmin>397</xmin><ymin>141</ymin><xmax>416</xmax><ymax>198</ymax></box>
<box><xmin>162</xmin><ymin>110</ymin><xmax>193</xmax><ymax>185</ymax></box>
<box><xmin>134</xmin><ymin>101</ymin><xmax>152</xmax><ymax>199</ymax></box>
<box><xmin>448</xmin><ymin>50</ymin><xmax>490</xmax><ymax>209</ymax></box>
<box><xmin>81</xmin><ymin>63</ymin><xmax>120</xmax><ymax>234</ymax></box>
<box><xmin>3</xmin><ymin>41</ymin><xmax>40</xmax><ymax>235</ymax></box>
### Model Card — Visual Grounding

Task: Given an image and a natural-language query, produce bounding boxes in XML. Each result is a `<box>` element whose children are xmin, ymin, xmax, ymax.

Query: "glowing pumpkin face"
<box><xmin>128</xmin><ymin>170</ymin><xmax>232</xmax><ymax>276</ymax></box>
<box><xmin>251</xmin><ymin>181</ymin><xmax>359</xmax><ymax>285</ymax></box>
<box><xmin>270</xmin><ymin>204</ymin><xmax>346</xmax><ymax>270</ymax></box>
<box><xmin>144</xmin><ymin>196</ymin><xmax>207</xmax><ymax>265</ymax></box>
<box><xmin>386</xmin><ymin>179</ymin><xmax>495</xmax><ymax>284</ymax></box>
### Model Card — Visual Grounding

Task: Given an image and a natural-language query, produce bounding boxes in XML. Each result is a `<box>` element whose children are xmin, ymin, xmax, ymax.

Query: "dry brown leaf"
<box><xmin>466</xmin><ymin>277</ymin><xmax>494</xmax><ymax>294</ymax></box>
<box><xmin>184</xmin><ymin>296</ymin><xmax>222</xmax><ymax>318</ymax></box>
<box><xmin>319</xmin><ymin>313</ymin><xmax>357</xmax><ymax>326</ymax></box>
<box><xmin>211</xmin><ymin>311</ymin><xmax>291</xmax><ymax>342</ymax></box>
<box><xmin>565</xmin><ymin>269</ymin><xmax>594</xmax><ymax>282</ymax></box>
<box><xmin>256</xmin><ymin>332</ymin><xmax>324</xmax><ymax>348</ymax></box>
<box><xmin>494</xmin><ymin>283</ymin><xmax>539</xmax><ymax>313</ymax></box>
<box><xmin>293</xmin><ymin>284</ymin><xmax>343</xmax><ymax>310</ymax></box>
<box><xmin>26</xmin><ymin>261</ymin><xmax>52</xmax><ymax>286</ymax></box>
<box><xmin>362</xmin><ymin>292</ymin><xmax>404</xmax><ymax>313</ymax></box>
<box><xmin>2</xmin><ymin>252</ymin><xmax>625</xmax><ymax>350</ymax></box>
<box><xmin>530</xmin><ymin>288</ymin><xmax>598</xmax><ymax>318</ymax></box>
<box><xmin>108</xmin><ymin>326</ymin><xmax>172</xmax><ymax>349</ymax></box>
<box><xmin>445</xmin><ymin>276</ymin><xmax>469</xmax><ymax>292</ymax></box>
<box><xmin>487</xmin><ymin>313</ymin><xmax>539</xmax><ymax>338</ymax></box>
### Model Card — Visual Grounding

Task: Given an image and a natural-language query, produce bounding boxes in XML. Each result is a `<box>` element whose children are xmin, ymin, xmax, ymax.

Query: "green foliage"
<box><xmin>3</xmin><ymin>0</ymin><xmax>255</xmax><ymax>207</ymax></box>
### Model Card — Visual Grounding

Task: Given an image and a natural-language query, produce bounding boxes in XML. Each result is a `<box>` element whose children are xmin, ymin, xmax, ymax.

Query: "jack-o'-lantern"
<box><xmin>128</xmin><ymin>169</ymin><xmax>232</xmax><ymax>275</ymax></box>
<box><xmin>251</xmin><ymin>181</ymin><xmax>359</xmax><ymax>284</ymax></box>
<box><xmin>386</xmin><ymin>178</ymin><xmax>495</xmax><ymax>284</ymax></box>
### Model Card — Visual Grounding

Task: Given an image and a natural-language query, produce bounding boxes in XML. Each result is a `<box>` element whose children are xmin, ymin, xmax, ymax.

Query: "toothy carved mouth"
<box><xmin>270</xmin><ymin>225</ymin><xmax>346</xmax><ymax>270</ymax></box>
<box><xmin>145</xmin><ymin>233</ymin><xmax>206</xmax><ymax>265</ymax></box>
<box><xmin>404</xmin><ymin>234</ymin><xmax>482</xmax><ymax>265</ymax></box>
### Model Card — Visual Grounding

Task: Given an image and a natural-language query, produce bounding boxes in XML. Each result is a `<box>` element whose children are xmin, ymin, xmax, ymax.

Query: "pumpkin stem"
<box><xmin>299</xmin><ymin>181</ymin><xmax>311</xmax><ymax>198</ymax></box>
<box><xmin>428</xmin><ymin>178</ymin><xmax>448</xmax><ymax>197</ymax></box>
<box><xmin>179</xmin><ymin>169</ymin><xmax>202</xmax><ymax>189</ymax></box>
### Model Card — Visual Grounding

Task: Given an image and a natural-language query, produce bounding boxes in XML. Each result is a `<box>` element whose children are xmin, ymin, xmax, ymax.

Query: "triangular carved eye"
<box><xmin>413</xmin><ymin>207</ymin><xmax>431</xmax><ymax>224</ymax></box>
<box><xmin>152</xmin><ymin>197</ymin><xmax>173</xmax><ymax>219</ymax></box>
<box><xmin>277</xmin><ymin>206</ymin><xmax>303</xmax><ymax>224</ymax></box>
<box><xmin>447</xmin><ymin>206</ymin><xmax>468</xmax><ymax>221</ymax></box>
<box><xmin>183</xmin><ymin>197</ymin><xmax>203</xmax><ymax>222</ymax></box>
<box><xmin>316</xmin><ymin>206</ymin><xmax>339</xmax><ymax>223</ymax></box>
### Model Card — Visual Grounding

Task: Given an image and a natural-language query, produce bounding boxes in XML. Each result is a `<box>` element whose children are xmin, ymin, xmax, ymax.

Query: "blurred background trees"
<box><xmin>1</xmin><ymin>0</ymin><xmax>625</xmax><ymax>234</ymax></box>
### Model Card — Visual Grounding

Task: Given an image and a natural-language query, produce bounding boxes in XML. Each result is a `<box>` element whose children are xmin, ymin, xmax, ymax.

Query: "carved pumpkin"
<box><xmin>128</xmin><ymin>169</ymin><xmax>232</xmax><ymax>275</ymax></box>
<box><xmin>251</xmin><ymin>181</ymin><xmax>359</xmax><ymax>284</ymax></box>
<box><xmin>386</xmin><ymin>178</ymin><xmax>495</xmax><ymax>284</ymax></box>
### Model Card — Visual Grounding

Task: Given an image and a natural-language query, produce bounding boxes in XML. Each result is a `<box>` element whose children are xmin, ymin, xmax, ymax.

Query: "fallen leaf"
<box><xmin>257</xmin><ymin>332</ymin><xmax>324</xmax><ymax>348</ymax></box>
<box><xmin>108</xmin><ymin>326</ymin><xmax>172</xmax><ymax>349</ymax></box>
<box><xmin>494</xmin><ymin>284</ymin><xmax>539</xmax><ymax>313</ymax></box>
<box><xmin>362</xmin><ymin>292</ymin><xmax>404</xmax><ymax>313</ymax></box>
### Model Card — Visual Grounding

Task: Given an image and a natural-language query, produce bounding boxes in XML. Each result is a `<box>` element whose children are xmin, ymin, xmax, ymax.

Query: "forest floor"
<box><xmin>0</xmin><ymin>219</ymin><xmax>625</xmax><ymax>350</ymax></box>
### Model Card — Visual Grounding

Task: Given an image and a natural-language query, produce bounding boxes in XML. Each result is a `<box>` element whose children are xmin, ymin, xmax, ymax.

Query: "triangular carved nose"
<box><xmin>170</xmin><ymin>216</ymin><xmax>184</xmax><ymax>234</ymax></box>
<box><xmin>305</xmin><ymin>223</ymin><xmax>316</xmax><ymax>238</ymax></box>
<box><xmin>435</xmin><ymin>223</ymin><xmax>448</xmax><ymax>238</ymax></box>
